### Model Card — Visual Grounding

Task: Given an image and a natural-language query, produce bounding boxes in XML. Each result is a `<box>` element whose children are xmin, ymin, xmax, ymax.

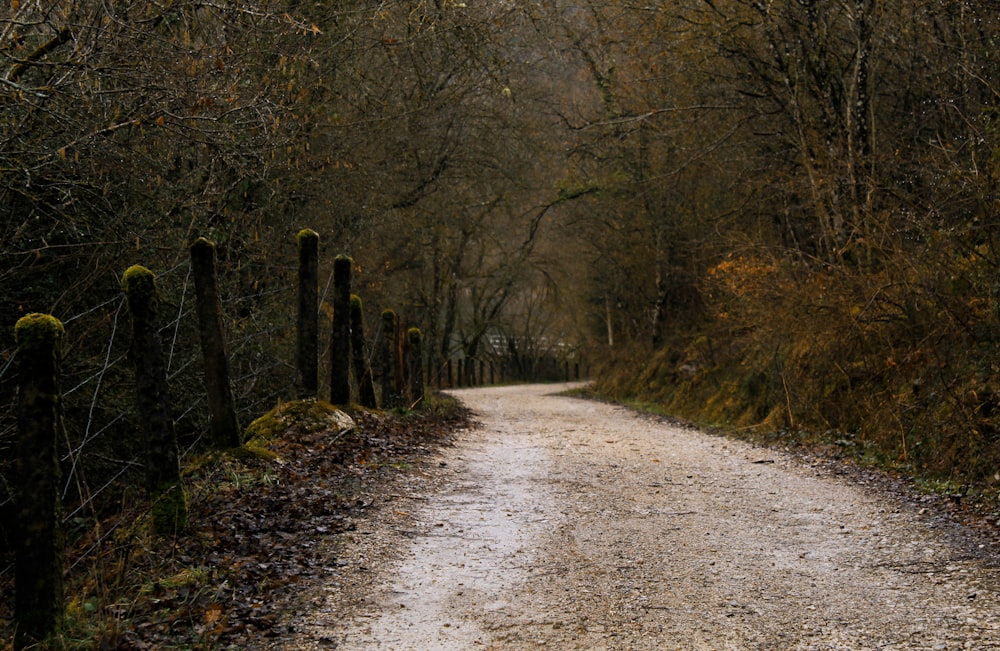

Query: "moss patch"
<box><xmin>243</xmin><ymin>398</ymin><xmax>355</xmax><ymax>445</ymax></box>
<box><xmin>150</xmin><ymin>483</ymin><xmax>188</xmax><ymax>535</ymax></box>
<box><xmin>14</xmin><ymin>312</ymin><xmax>65</xmax><ymax>351</ymax></box>
<box><xmin>121</xmin><ymin>265</ymin><xmax>157</xmax><ymax>311</ymax></box>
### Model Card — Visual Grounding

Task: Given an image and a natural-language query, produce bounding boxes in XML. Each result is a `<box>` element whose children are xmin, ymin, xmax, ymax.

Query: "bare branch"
<box><xmin>7</xmin><ymin>26</ymin><xmax>72</xmax><ymax>82</ymax></box>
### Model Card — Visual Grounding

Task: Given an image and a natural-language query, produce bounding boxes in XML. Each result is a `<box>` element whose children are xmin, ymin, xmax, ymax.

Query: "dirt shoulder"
<box><xmin>274</xmin><ymin>383</ymin><xmax>1000</xmax><ymax>650</ymax></box>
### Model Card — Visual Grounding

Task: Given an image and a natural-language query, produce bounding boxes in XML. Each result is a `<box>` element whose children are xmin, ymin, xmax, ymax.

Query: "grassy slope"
<box><xmin>588</xmin><ymin>258</ymin><xmax>1000</xmax><ymax>512</ymax></box>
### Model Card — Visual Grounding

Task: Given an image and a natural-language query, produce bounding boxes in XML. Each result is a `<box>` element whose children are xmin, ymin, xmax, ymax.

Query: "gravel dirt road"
<box><xmin>279</xmin><ymin>383</ymin><xmax>1000</xmax><ymax>650</ymax></box>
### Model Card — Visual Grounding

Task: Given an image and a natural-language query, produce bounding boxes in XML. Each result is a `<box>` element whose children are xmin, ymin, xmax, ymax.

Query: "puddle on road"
<box><xmin>336</xmin><ymin>429</ymin><xmax>553</xmax><ymax>650</ymax></box>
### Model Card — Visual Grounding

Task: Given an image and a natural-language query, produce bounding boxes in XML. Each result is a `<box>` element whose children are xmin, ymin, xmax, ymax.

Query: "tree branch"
<box><xmin>7</xmin><ymin>27</ymin><xmax>72</xmax><ymax>82</ymax></box>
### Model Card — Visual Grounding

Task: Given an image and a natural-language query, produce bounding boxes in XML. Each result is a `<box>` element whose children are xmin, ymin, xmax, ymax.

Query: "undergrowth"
<box><xmin>0</xmin><ymin>394</ymin><xmax>469</xmax><ymax>650</ymax></box>
<box><xmin>589</xmin><ymin>250</ymin><xmax>1000</xmax><ymax>517</ymax></box>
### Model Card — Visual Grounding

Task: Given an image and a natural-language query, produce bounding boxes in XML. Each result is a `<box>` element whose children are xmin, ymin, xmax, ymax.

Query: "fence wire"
<box><xmin>0</xmin><ymin>250</ymin><xmax>300</xmax><ymax>576</ymax></box>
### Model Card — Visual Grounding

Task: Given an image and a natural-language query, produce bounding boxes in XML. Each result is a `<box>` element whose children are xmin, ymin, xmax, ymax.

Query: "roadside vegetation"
<box><xmin>0</xmin><ymin>397</ymin><xmax>468</xmax><ymax>649</ymax></box>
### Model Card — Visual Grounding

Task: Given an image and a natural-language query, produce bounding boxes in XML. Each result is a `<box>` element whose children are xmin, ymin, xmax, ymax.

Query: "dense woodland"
<box><xmin>1</xmin><ymin>0</ymin><xmax>999</xmax><ymax>558</ymax></box>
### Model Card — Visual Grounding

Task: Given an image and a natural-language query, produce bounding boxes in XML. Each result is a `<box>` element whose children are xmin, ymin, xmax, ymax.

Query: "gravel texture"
<box><xmin>275</xmin><ymin>383</ymin><xmax>1000</xmax><ymax>650</ymax></box>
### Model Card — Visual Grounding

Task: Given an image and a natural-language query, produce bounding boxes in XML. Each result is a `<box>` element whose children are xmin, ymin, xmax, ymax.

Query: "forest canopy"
<box><xmin>2</xmin><ymin>0</ymin><xmax>999</xmax><ymax>524</ymax></box>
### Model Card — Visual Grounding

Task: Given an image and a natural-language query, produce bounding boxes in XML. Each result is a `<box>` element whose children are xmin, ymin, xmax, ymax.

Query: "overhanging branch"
<box><xmin>7</xmin><ymin>27</ymin><xmax>73</xmax><ymax>82</ymax></box>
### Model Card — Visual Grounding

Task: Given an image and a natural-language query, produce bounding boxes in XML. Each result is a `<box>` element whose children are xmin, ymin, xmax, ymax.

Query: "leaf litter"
<box><xmin>0</xmin><ymin>400</ymin><xmax>469</xmax><ymax>650</ymax></box>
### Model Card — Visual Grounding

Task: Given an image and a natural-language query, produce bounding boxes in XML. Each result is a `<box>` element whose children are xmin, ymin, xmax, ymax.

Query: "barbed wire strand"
<box><xmin>62</xmin><ymin>293</ymin><xmax>123</xmax><ymax>326</ymax></box>
<box><xmin>167</xmin><ymin>263</ymin><xmax>192</xmax><ymax>374</ymax></box>
<box><xmin>63</xmin><ymin>296</ymin><xmax>125</xmax><ymax>501</ymax></box>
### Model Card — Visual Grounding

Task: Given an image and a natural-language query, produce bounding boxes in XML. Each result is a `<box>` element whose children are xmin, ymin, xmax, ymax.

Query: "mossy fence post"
<box><xmin>122</xmin><ymin>266</ymin><xmax>187</xmax><ymax>535</ymax></box>
<box><xmin>190</xmin><ymin>237</ymin><xmax>241</xmax><ymax>448</ymax></box>
<box><xmin>13</xmin><ymin>314</ymin><xmax>65</xmax><ymax>649</ymax></box>
<box><xmin>350</xmin><ymin>294</ymin><xmax>378</xmax><ymax>408</ymax></box>
<box><xmin>380</xmin><ymin>309</ymin><xmax>402</xmax><ymax>408</ymax></box>
<box><xmin>296</xmin><ymin>229</ymin><xmax>319</xmax><ymax>398</ymax></box>
<box><xmin>406</xmin><ymin>327</ymin><xmax>425</xmax><ymax>405</ymax></box>
<box><xmin>329</xmin><ymin>255</ymin><xmax>352</xmax><ymax>405</ymax></box>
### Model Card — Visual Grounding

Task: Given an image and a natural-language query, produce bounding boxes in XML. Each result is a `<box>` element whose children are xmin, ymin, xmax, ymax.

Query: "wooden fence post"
<box><xmin>122</xmin><ymin>266</ymin><xmax>187</xmax><ymax>535</ymax></box>
<box><xmin>13</xmin><ymin>313</ymin><xmax>65</xmax><ymax>649</ymax></box>
<box><xmin>350</xmin><ymin>294</ymin><xmax>377</xmax><ymax>408</ymax></box>
<box><xmin>329</xmin><ymin>255</ymin><xmax>352</xmax><ymax>405</ymax></box>
<box><xmin>407</xmin><ymin>328</ymin><xmax>425</xmax><ymax>405</ymax></box>
<box><xmin>296</xmin><ymin>229</ymin><xmax>319</xmax><ymax>398</ymax></box>
<box><xmin>190</xmin><ymin>237</ymin><xmax>241</xmax><ymax>448</ymax></box>
<box><xmin>380</xmin><ymin>310</ymin><xmax>402</xmax><ymax>408</ymax></box>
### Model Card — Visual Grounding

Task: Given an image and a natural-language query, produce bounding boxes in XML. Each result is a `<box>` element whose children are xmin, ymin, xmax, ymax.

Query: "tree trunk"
<box><xmin>296</xmin><ymin>229</ymin><xmax>320</xmax><ymax>398</ymax></box>
<box><xmin>847</xmin><ymin>0</ymin><xmax>875</xmax><ymax>261</ymax></box>
<box><xmin>605</xmin><ymin>294</ymin><xmax>615</xmax><ymax>348</ymax></box>
<box><xmin>407</xmin><ymin>328</ymin><xmax>425</xmax><ymax>405</ymax></box>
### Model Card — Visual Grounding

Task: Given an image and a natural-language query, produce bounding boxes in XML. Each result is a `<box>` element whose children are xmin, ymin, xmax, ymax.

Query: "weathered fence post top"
<box><xmin>122</xmin><ymin>264</ymin><xmax>157</xmax><ymax>309</ymax></box>
<box><xmin>190</xmin><ymin>235</ymin><xmax>215</xmax><ymax>254</ymax></box>
<box><xmin>14</xmin><ymin>312</ymin><xmax>65</xmax><ymax>350</ymax></box>
<box><xmin>298</xmin><ymin>227</ymin><xmax>319</xmax><ymax>243</ymax></box>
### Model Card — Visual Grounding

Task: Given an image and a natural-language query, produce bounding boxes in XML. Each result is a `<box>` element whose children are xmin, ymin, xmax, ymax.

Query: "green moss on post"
<box><xmin>329</xmin><ymin>255</ymin><xmax>352</xmax><ymax>405</ymax></box>
<box><xmin>122</xmin><ymin>266</ymin><xmax>187</xmax><ymax>535</ymax></box>
<box><xmin>380</xmin><ymin>310</ymin><xmax>402</xmax><ymax>409</ymax></box>
<box><xmin>296</xmin><ymin>229</ymin><xmax>319</xmax><ymax>398</ymax></box>
<box><xmin>190</xmin><ymin>237</ymin><xmax>241</xmax><ymax>448</ymax></box>
<box><xmin>122</xmin><ymin>265</ymin><xmax>157</xmax><ymax>313</ymax></box>
<box><xmin>150</xmin><ymin>484</ymin><xmax>187</xmax><ymax>535</ymax></box>
<box><xmin>350</xmin><ymin>295</ymin><xmax>378</xmax><ymax>408</ymax></box>
<box><xmin>14</xmin><ymin>313</ymin><xmax>64</xmax><ymax>350</ymax></box>
<box><xmin>13</xmin><ymin>313</ymin><xmax>65</xmax><ymax>648</ymax></box>
<box><xmin>406</xmin><ymin>328</ymin><xmax>425</xmax><ymax>405</ymax></box>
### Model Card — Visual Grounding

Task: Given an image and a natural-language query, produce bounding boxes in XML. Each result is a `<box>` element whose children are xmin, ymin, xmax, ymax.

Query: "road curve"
<box><xmin>284</xmin><ymin>383</ymin><xmax>1000</xmax><ymax>650</ymax></box>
